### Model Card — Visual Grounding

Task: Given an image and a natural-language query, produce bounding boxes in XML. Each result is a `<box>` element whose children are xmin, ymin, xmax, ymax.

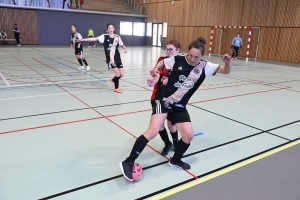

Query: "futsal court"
<box><xmin>0</xmin><ymin>46</ymin><xmax>299</xmax><ymax>200</ymax></box>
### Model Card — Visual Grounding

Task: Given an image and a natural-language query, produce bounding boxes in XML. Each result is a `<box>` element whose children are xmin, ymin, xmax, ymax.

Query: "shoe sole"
<box><xmin>168</xmin><ymin>161</ymin><xmax>182</xmax><ymax>168</ymax></box>
<box><xmin>119</xmin><ymin>162</ymin><xmax>133</xmax><ymax>182</ymax></box>
<box><xmin>168</xmin><ymin>161</ymin><xmax>190</xmax><ymax>170</ymax></box>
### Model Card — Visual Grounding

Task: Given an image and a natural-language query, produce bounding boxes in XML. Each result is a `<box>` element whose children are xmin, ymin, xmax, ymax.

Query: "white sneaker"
<box><xmin>86</xmin><ymin>66</ymin><xmax>90</xmax><ymax>71</ymax></box>
<box><xmin>78</xmin><ymin>66</ymin><xmax>84</xmax><ymax>70</ymax></box>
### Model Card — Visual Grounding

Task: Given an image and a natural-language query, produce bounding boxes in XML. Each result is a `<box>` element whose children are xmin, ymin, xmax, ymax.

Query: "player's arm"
<box><xmin>77</xmin><ymin>33</ymin><xmax>82</xmax><ymax>48</ymax></box>
<box><xmin>118</xmin><ymin>37</ymin><xmax>128</xmax><ymax>53</ymax></box>
<box><xmin>216</xmin><ymin>54</ymin><xmax>231</xmax><ymax>74</ymax></box>
<box><xmin>70</xmin><ymin>35</ymin><xmax>73</xmax><ymax>49</ymax></box>
<box><xmin>150</xmin><ymin>60</ymin><xmax>165</xmax><ymax>77</ymax></box>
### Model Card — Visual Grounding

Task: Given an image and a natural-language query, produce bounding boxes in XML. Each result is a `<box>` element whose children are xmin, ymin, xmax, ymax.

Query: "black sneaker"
<box><xmin>161</xmin><ymin>144</ymin><xmax>173</xmax><ymax>156</ymax></box>
<box><xmin>169</xmin><ymin>158</ymin><xmax>191</xmax><ymax>170</ymax></box>
<box><xmin>119</xmin><ymin>161</ymin><xmax>134</xmax><ymax>182</ymax></box>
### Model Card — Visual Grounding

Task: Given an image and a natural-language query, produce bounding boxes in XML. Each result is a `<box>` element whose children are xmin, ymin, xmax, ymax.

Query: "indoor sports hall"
<box><xmin>0</xmin><ymin>1</ymin><xmax>299</xmax><ymax>200</ymax></box>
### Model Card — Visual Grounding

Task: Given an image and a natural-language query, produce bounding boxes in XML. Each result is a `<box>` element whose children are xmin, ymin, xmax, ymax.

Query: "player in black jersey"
<box><xmin>13</xmin><ymin>24</ymin><xmax>21</xmax><ymax>47</ymax></box>
<box><xmin>71</xmin><ymin>25</ymin><xmax>90</xmax><ymax>71</ymax></box>
<box><xmin>76</xmin><ymin>23</ymin><xmax>128</xmax><ymax>93</ymax></box>
<box><xmin>0</xmin><ymin>30</ymin><xmax>8</xmax><ymax>46</ymax></box>
<box><xmin>120</xmin><ymin>37</ymin><xmax>232</xmax><ymax>182</ymax></box>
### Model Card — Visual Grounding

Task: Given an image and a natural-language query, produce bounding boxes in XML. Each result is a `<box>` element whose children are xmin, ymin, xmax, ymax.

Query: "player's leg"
<box><xmin>167</xmin><ymin>120</ymin><xmax>179</xmax><ymax>151</ymax></box>
<box><xmin>168</xmin><ymin>108</ymin><xmax>192</xmax><ymax>170</ymax></box>
<box><xmin>76</xmin><ymin>53</ymin><xmax>84</xmax><ymax>70</ymax></box>
<box><xmin>120</xmin><ymin>110</ymin><xmax>168</xmax><ymax>181</ymax></box>
<box><xmin>111</xmin><ymin>64</ymin><xmax>123</xmax><ymax>93</ymax></box>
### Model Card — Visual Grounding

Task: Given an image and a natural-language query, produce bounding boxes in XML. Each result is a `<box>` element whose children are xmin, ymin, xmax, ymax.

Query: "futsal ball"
<box><xmin>132</xmin><ymin>163</ymin><xmax>143</xmax><ymax>182</ymax></box>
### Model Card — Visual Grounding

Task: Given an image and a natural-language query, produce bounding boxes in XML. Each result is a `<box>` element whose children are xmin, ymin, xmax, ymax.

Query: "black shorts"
<box><xmin>75</xmin><ymin>47</ymin><xmax>83</xmax><ymax>55</ymax></box>
<box><xmin>108</xmin><ymin>62</ymin><xmax>123</xmax><ymax>69</ymax></box>
<box><xmin>167</xmin><ymin>106</ymin><xmax>191</xmax><ymax>125</ymax></box>
<box><xmin>151</xmin><ymin>100</ymin><xmax>173</xmax><ymax>115</ymax></box>
<box><xmin>232</xmin><ymin>46</ymin><xmax>240</xmax><ymax>52</ymax></box>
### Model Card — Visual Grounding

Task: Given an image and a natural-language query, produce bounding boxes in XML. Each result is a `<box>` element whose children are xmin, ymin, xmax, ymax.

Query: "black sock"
<box><xmin>170</xmin><ymin>130</ymin><xmax>178</xmax><ymax>142</ymax></box>
<box><xmin>172</xmin><ymin>139</ymin><xmax>190</xmax><ymax>163</ymax></box>
<box><xmin>114</xmin><ymin>76</ymin><xmax>120</xmax><ymax>89</ymax></box>
<box><xmin>82</xmin><ymin>58</ymin><xmax>88</xmax><ymax>66</ymax></box>
<box><xmin>77</xmin><ymin>58</ymin><xmax>83</xmax><ymax>66</ymax></box>
<box><xmin>125</xmin><ymin>135</ymin><xmax>149</xmax><ymax>163</ymax></box>
<box><xmin>159</xmin><ymin>128</ymin><xmax>172</xmax><ymax>145</ymax></box>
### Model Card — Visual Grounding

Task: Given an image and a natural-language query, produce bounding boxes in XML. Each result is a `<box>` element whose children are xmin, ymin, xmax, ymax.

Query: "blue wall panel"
<box><xmin>37</xmin><ymin>10</ymin><xmax>147</xmax><ymax>45</ymax></box>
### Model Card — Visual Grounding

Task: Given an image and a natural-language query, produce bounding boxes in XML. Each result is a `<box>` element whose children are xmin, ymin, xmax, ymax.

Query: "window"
<box><xmin>146</xmin><ymin>23</ymin><xmax>152</xmax><ymax>36</ymax></box>
<box><xmin>120</xmin><ymin>21</ymin><xmax>133</xmax><ymax>35</ymax></box>
<box><xmin>163</xmin><ymin>22</ymin><xmax>168</xmax><ymax>37</ymax></box>
<box><xmin>133</xmin><ymin>22</ymin><xmax>145</xmax><ymax>36</ymax></box>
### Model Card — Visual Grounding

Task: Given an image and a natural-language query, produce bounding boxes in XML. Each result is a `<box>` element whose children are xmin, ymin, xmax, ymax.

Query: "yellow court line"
<box><xmin>150</xmin><ymin>140</ymin><xmax>300</xmax><ymax>200</ymax></box>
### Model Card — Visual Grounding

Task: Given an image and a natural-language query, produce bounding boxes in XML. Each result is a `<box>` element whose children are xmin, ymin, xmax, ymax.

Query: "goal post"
<box><xmin>208</xmin><ymin>26</ymin><xmax>260</xmax><ymax>61</ymax></box>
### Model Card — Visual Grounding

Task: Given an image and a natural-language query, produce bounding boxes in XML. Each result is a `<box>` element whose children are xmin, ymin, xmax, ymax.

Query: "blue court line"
<box><xmin>39</xmin><ymin>55</ymin><xmax>106</xmax><ymax>82</ymax></box>
<box><xmin>194</xmin><ymin>132</ymin><xmax>204</xmax><ymax>136</ymax></box>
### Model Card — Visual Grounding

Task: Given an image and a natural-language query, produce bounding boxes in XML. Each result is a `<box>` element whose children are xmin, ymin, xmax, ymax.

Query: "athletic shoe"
<box><xmin>161</xmin><ymin>144</ymin><xmax>173</xmax><ymax>156</ymax></box>
<box><xmin>86</xmin><ymin>66</ymin><xmax>90</xmax><ymax>71</ymax></box>
<box><xmin>108</xmin><ymin>65</ymin><xmax>111</xmax><ymax>70</ymax></box>
<box><xmin>88</xmin><ymin>46</ymin><xmax>91</xmax><ymax>48</ymax></box>
<box><xmin>93</xmin><ymin>44</ymin><xmax>96</xmax><ymax>48</ymax></box>
<box><xmin>114</xmin><ymin>88</ymin><xmax>122</xmax><ymax>93</ymax></box>
<box><xmin>78</xmin><ymin>66</ymin><xmax>84</xmax><ymax>70</ymax></box>
<box><xmin>169</xmin><ymin>158</ymin><xmax>191</xmax><ymax>170</ymax></box>
<box><xmin>119</xmin><ymin>161</ymin><xmax>134</xmax><ymax>182</ymax></box>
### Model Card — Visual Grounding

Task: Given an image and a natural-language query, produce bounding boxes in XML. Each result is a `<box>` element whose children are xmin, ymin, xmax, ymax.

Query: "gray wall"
<box><xmin>38</xmin><ymin>10</ymin><xmax>147</xmax><ymax>45</ymax></box>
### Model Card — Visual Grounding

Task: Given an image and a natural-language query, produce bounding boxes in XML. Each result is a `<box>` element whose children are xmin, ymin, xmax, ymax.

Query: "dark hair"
<box><xmin>15</xmin><ymin>24</ymin><xmax>17</xmax><ymax>26</ymax></box>
<box><xmin>188</xmin><ymin>37</ymin><xmax>206</xmax><ymax>55</ymax></box>
<box><xmin>107</xmin><ymin>23</ymin><xmax>114</xmax><ymax>29</ymax></box>
<box><xmin>167</xmin><ymin>40</ymin><xmax>181</xmax><ymax>49</ymax></box>
<box><xmin>237</xmin><ymin>33</ymin><xmax>240</xmax><ymax>35</ymax></box>
<box><xmin>72</xmin><ymin>25</ymin><xmax>77</xmax><ymax>28</ymax></box>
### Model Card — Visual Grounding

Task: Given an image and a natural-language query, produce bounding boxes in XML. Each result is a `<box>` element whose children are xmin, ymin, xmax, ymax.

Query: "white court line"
<box><xmin>0</xmin><ymin>85</ymin><xmax>151</xmax><ymax>101</ymax></box>
<box><xmin>0</xmin><ymin>72</ymin><xmax>10</xmax><ymax>86</ymax></box>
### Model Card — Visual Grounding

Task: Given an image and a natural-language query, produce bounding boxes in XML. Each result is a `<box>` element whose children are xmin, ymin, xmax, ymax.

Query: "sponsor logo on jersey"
<box><xmin>178</xmin><ymin>66</ymin><xmax>182</xmax><ymax>70</ymax></box>
<box><xmin>194</xmin><ymin>68</ymin><xmax>200</xmax><ymax>74</ymax></box>
<box><xmin>174</xmin><ymin>75</ymin><xmax>194</xmax><ymax>89</ymax></box>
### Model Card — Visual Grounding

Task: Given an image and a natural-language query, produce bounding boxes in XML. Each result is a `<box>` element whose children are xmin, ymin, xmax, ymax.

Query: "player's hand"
<box><xmin>162</xmin><ymin>76</ymin><xmax>168</xmax><ymax>85</ymax></box>
<box><xmin>223</xmin><ymin>54</ymin><xmax>231</xmax><ymax>64</ymax></box>
<box><xmin>77</xmin><ymin>44</ymin><xmax>80</xmax><ymax>48</ymax></box>
<box><xmin>76</xmin><ymin>39</ymin><xmax>82</xmax><ymax>43</ymax></box>
<box><xmin>150</xmin><ymin>68</ymin><xmax>159</xmax><ymax>77</ymax></box>
<box><xmin>147</xmin><ymin>79</ymin><xmax>155</xmax><ymax>87</ymax></box>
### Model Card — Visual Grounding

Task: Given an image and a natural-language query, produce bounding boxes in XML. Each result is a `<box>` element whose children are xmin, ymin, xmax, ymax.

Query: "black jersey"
<box><xmin>71</xmin><ymin>32</ymin><xmax>83</xmax><ymax>47</ymax></box>
<box><xmin>158</xmin><ymin>54</ymin><xmax>220</xmax><ymax>106</ymax></box>
<box><xmin>13</xmin><ymin>27</ymin><xmax>20</xmax><ymax>37</ymax></box>
<box><xmin>97</xmin><ymin>34</ymin><xmax>124</xmax><ymax>64</ymax></box>
<box><xmin>0</xmin><ymin>32</ymin><xmax>7</xmax><ymax>39</ymax></box>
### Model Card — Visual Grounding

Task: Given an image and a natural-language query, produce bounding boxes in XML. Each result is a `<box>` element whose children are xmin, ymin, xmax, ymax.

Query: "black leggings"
<box><xmin>15</xmin><ymin>36</ymin><xmax>20</xmax><ymax>45</ymax></box>
<box><xmin>232</xmin><ymin>46</ymin><xmax>240</xmax><ymax>58</ymax></box>
<box><xmin>88</xmin><ymin>36</ymin><xmax>94</xmax><ymax>46</ymax></box>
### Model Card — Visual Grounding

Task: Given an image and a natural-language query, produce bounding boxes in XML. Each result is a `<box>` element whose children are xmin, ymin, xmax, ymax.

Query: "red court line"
<box><xmin>33</xmin><ymin>58</ymin><xmax>62</xmax><ymax>73</ymax></box>
<box><xmin>1</xmin><ymin>50</ymin><xmax>199</xmax><ymax>179</ymax></box>
<box><xmin>198</xmin><ymin>81</ymin><xmax>264</xmax><ymax>90</ymax></box>
<box><xmin>1</xmin><ymin>87</ymin><xmax>290</xmax><ymax>136</ymax></box>
<box><xmin>189</xmin><ymin>87</ymin><xmax>291</xmax><ymax>104</ymax></box>
<box><xmin>0</xmin><ymin>117</ymin><xmax>104</xmax><ymax>135</ymax></box>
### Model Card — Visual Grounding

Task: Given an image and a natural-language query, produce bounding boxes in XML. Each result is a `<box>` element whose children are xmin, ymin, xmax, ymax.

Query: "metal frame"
<box><xmin>209</xmin><ymin>26</ymin><xmax>260</xmax><ymax>61</ymax></box>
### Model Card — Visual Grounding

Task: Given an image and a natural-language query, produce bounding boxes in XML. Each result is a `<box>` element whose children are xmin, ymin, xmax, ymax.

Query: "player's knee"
<box><xmin>182</xmin><ymin>132</ymin><xmax>194</xmax><ymax>143</ymax></box>
<box><xmin>144</xmin><ymin>130</ymin><xmax>158</xmax><ymax>140</ymax></box>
